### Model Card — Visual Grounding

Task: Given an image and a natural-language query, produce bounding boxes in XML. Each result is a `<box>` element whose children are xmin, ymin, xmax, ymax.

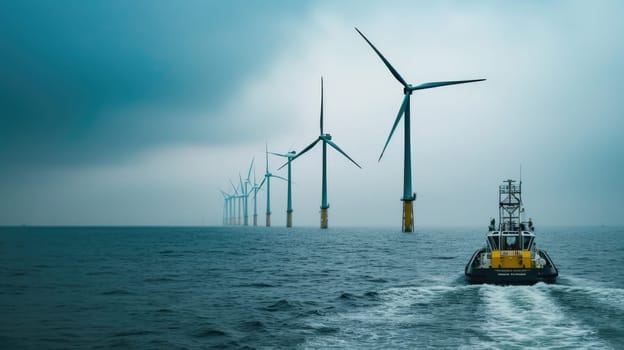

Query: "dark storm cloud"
<box><xmin>0</xmin><ymin>0</ymin><xmax>310</xmax><ymax>168</ymax></box>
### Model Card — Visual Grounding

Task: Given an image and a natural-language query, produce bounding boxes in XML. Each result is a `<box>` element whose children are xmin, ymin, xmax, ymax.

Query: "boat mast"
<box><xmin>498</xmin><ymin>179</ymin><xmax>522</xmax><ymax>231</ymax></box>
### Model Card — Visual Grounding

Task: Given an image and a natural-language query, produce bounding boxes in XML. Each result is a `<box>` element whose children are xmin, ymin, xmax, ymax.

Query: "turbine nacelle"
<box><xmin>322</xmin><ymin>134</ymin><xmax>332</xmax><ymax>140</ymax></box>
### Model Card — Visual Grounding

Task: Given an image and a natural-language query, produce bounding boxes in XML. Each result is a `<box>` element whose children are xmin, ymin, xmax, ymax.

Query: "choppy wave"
<box><xmin>100</xmin><ymin>289</ymin><xmax>134</xmax><ymax>296</ymax></box>
<box><xmin>2</xmin><ymin>226</ymin><xmax>623</xmax><ymax>349</ymax></box>
<box><xmin>553</xmin><ymin>284</ymin><xmax>624</xmax><ymax>311</ymax></box>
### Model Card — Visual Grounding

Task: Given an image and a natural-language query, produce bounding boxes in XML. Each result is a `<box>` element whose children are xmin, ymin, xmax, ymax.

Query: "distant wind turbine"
<box><xmin>355</xmin><ymin>27</ymin><xmax>485</xmax><ymax>232</ymax></box>
<box><xmin>239</xmin><ymin>159</ymin><xmax>255</xmax><ymax>226</ymax></box>
<box><xmin>219</xmin><ymin>189</ymin><xmax>233</xmax><ymax>225</ymax></box>
<box><xmin>258</xmin><ymin>143</ymin><xmax>287</xmax><ymax>227</ymax></box>
<box><xmin>224</xmin><ymin>189</ymin><xmax>237</xmax><ymax>226</ymax></box>
<box><xmin>223</xmin><ymin>189</ymin><xmax>234</xmax><ymax>225</ymax></box>
<box><xmin>239</xmin><ymin>175</ymin><xmax>246</xmax><ymax>225</ymax></box>
<box><xmin>272</xmin><ymin>150</ymin><xmax>297</xmax><ymax>227</ymax></box>
<box><xmin>247</xmin><ymin>158</ymin><xmax>262</xmax><ymax>226</ymax></box>
<box><xmin>230</xmin><ymin>179</ymin><xmax>242</xmax><ymax>225</ymax></box>
<box><xmin>289</xmin><ymin>77</ymin><xmax>361</xmax><ymax>229</ymax></box>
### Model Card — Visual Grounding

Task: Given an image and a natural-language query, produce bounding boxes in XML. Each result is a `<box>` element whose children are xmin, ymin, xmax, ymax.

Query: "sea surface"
<box><xmin>1</xmin><ymin>226</ymin><xmax>623</xmax><ymax>349</ymax></box>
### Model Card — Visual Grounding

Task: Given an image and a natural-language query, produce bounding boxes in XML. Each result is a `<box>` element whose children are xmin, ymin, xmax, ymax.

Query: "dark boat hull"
<box><xmin>465</xmin><ymin>248</ymin><xmax>558</xmax><ymax>285</ymax></box>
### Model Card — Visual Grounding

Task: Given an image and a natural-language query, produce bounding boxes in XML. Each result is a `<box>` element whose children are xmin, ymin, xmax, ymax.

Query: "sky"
<box><xmin>1</xmin><ymin>0</ymin><xmax>622</xmax><ymax>227</ymax></box>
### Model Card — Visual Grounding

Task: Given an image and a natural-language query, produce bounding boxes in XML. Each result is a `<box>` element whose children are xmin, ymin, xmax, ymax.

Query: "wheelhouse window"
<box><xmin>487</xmin><ymin>236</ymin><xmax>499</xmax><ymax>250</ymax></box>
<box><xmin>523</xmin><ymin>236</ymin><xmax>534</xmax><ymax>250</ymax></box>
<box><xmin>503</xmin><ymin>235</ymin><xmax>520</xmax><ymax>250</ymax></box>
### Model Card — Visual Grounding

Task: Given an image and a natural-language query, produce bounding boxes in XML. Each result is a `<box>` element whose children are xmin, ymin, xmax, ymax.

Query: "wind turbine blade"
<box><xmin>272</xmin><ymin>175</ymin><xmax>288</xmax><ymax>182</ymax></box>
<box><xmin>320</xmin><ymin>76</ymin><xmax>324</xmax><ymax>135</ymax></box>
<box><xmin>219</xmin><ymin>189</ymin><xmax>228</xmax><ymax>198</ymax></box>
<box><xmin>247</xmin><ymin>158</ymin><xmax>254</xmax><ymax>182</ymax></box>
<box><xmin>410</xmin><ymin>79</ymin><xmax>486</xmax><ymax>91</ymax></box>
<box><xmin>291</xmin><ymin>138</ymin><xmax>321</xmax><ymax>162</ymax></box>
<box><xmin>269</xmin><ymin>152</ymin><xmax>288</xmax><ymax>158</ymax></box>
<box><xmin>258</xmin><ymin>177</ymin><xmax>266</xmax><ymax>190</ymax></box>
<box><xmin>229</xmin><ymin>179</ymin><xmax>238</xmax><ymax>194</ymax></box>
<box><xmin>355</xmin><ymin>27</ymin><xmax>408</xmax><ymax>88</ymax></box>
<box><xmin>379</xmin><ymin>93</ymin><xmax>409</xmax><ymax>161</ymax></box>
<box><xmin>324</xmin><ymin>138</ymin><xmax>362</xmax><ymax>169</ymax></box>
<box><xmin>277</xmin><ymin>161</ymin><xmax>288</xmax><ymax>171</ymax></box>
<box><xmin>239</xmin><ymin>174</ymin><xmax>244</xmax><ymax>191</ymax></box>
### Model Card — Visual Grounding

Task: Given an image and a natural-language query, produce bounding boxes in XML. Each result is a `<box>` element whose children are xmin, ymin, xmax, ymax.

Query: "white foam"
<box><xmin>472</xmin><ymin>284</ymin><xmax>611</xmax><ymax>349</ymax></box>
<box><xmin>303</xmin><ymin>282</ymin><xmax>622</xmax><ymax>349</ymax></box>
<box><xmin>303</xmin><ymin>284</ymin><xmax>475</xmax><ymax>349</ymax></box>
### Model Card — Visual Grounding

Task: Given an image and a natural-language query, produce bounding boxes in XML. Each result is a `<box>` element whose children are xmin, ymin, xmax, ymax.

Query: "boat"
<box><xmin>465</xmin><ymin>179</ymin><xmax>558</xmax><ymax>285</ymax></box>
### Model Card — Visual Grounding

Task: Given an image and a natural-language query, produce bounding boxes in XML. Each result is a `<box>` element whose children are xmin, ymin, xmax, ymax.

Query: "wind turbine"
<box><xmin>239</xmin><ymin>169</ymin><xmax>253</xmax><ymax>226</ymax></box>
<box><xmin>355</xmin><ymin>27</ymin><xmax>485</xmax><ymax>232</ymax></box>
<box><xmin>272</xmin><ymin>150</ymin><xmax>297</xmax><ymax>227</ymax></box>
<box><xmin>229</xmin><ymin>190</ymin><xmax>236</xmax><ymax>225</ymax></box>
<box><xmin>258</xmin><ymin>143</ymin><xmax>287</xmax><ymax>227</ymax></box>
<box><xmin>242</xmin><ymin>159</ymin><xmax>254</xmax><ymax>226</ymax></box>
<box><xmin>219</xmin><ymin>191</ymin><xmax>226</xmax><ymax>225</ymax></box>
<box><xmin>249</xmin><ymin>159</ymin><xmax>263</xmax><ymax>226</ymax></box>
<box><xmin>246</xmin><ymin>158</ymin><xmax>260</xmax><ymax>226</ymax></box>
<box><xmin>239</xmin><ymin>175</ymin><xmax>247</xmax><ymax>226</ymax></box>
<box><xmin>230</xmin><ymin>179</ymin><xmax>242</xmax><ymax>225</ymax></box>
<box><xmin>219</xmin><ymin>190</ymin><xmax>231</xmax><ymax>225</ymax></box>
<box><xmin>289</xmin><ymin>77</ymin><xmax>361</xmax><ymax>229</ymax></box>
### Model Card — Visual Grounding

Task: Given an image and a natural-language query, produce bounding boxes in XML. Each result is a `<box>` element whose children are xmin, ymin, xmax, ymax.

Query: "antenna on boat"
<box><xmin>519</xmin><ymin>164</ymin><xmax>523</xmax><ymax>206</ymax></box>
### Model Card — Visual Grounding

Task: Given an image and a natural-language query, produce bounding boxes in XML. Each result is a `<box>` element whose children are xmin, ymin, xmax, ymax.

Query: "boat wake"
<box><xmin>303</xmin><ymin>278</ymin><xmax>623</xmax><ymax>349</ymax></box>
<box><xmin>473</xmin><ymin>283</ymin><xmax>612</xmax><ymax>349</ymax></box>
<box><xmin>303</xmin><ymin>284</ymin><xmax>479</xmax><ymax>349</ymax></box>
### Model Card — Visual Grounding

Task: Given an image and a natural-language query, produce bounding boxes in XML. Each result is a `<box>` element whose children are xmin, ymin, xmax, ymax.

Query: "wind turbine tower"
<box><xmin>355</xmin><ymin>27</ymin><xmax>485</xmax><ymax>232</ymax></box>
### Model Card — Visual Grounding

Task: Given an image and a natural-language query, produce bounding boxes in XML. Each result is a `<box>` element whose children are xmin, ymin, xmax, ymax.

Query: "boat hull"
<box><xmin>465</xmin><ymin>248</ymin><xmax>558</xmax><ymax>285</ymax></box>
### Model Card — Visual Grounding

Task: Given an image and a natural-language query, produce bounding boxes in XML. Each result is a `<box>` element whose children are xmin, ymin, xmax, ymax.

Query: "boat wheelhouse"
<box><xmin>465</xmin><ymin>179</ymin><xmax>558</xmax><ymax>285</ymax></box>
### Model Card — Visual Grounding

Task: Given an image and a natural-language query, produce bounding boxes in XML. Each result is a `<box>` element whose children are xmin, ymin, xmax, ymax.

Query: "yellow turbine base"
<box><xmin>287</xmin><ymin>212</ymin><xmax>293</xmax><ymax>228</ymax></box>
<box><xmin>266</xmin><ymin>214</ymin><xmax>271</xmax><ymax>227</ymax></box>
<box><xmin>253</xmin><ymin>215</ymin><xmax>257</xmax><ymax>226</ymax></box>
<box><xmin>402</xmin><ymin>200</ymin><xmax>414</xmax><ymax>232</ymax></box>
<box><xmin>320</xmin><ymin>208</ymin><xmax>328</xmax><ymax>229</ymax></box>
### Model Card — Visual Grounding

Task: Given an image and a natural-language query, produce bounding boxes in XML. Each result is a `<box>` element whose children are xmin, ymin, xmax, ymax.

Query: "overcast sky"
<box><xmin>1</xmin><ymin>0</ymin><xmax>622</xmax><ymax>227</ymax></box>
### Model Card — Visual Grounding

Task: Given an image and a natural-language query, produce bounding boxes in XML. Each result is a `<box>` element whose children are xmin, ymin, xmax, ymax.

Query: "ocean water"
<box><xmin>0</xmin><ymin>226</ymin><xmax>623</xmax><ymax>349</ymax></box>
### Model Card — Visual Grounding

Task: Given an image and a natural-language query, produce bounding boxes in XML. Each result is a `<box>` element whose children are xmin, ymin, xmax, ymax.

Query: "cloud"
<box><xmin>0</xmin><ymin>0</ymin><xmax>312</xmax><ymax>168</ymax></box>
<box><xmin>1</xmin><ymin>0</ymin><xmax>623</xmax><ymax>226</ymax></box>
